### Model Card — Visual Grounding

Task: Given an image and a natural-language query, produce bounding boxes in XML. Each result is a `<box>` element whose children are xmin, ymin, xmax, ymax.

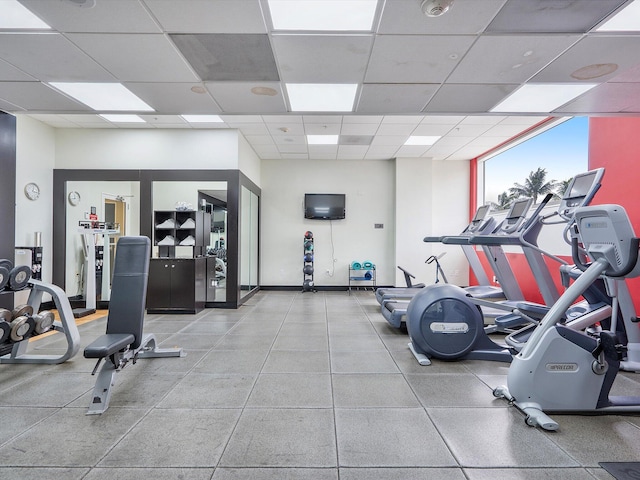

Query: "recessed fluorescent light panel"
<box><xmin>181</xmin><ymin>115</ymin><xmax>224</xmax><ymax>123</ymax></box>
<box><xmin>49</xmin><ymin>83</ymin><xmax>154</xmax><ymax>111</ymax></box>
<box><xmin>100</xmin><ymin>114</ymin><xmax>145</xmax><ymax>123</ymax></box>
<box><xmin>307</xmin><ymin>135</ymin><xmax>339</xmax><ymax>145</ymax></box>
<box><xmin>404</xmin><ymin>136</ymin><xmax>441</xmax><ymax>146</ymax></box>
<box><xmin>597</xmin><ymin>0</ymin><xmax>640</xmax><ymax>31</ymax></box>
<box><xmin>286</xmin><ymin>84</ymin><xmax>358</xmax><ymax>112</ymax></box>
<box><xmin>490</xmin><ymin>84</ymin><xmax>597</xmax><ymax>113</ymax></box>
<box><xmin>268</xmin><ymin>0</ymin><xmax>377</xmax><ymax>31</ymax></box>
<box><xmin>0</xmin><ymin>0</ymin><xmax>50</xmax><ymax>29</ymax></box>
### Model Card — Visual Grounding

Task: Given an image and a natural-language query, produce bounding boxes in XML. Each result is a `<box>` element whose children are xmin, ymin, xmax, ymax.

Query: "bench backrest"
<box><xmin>105</xmin><ymin>236</ymin><xmax>150</xmax><ymax>350</ymax></box>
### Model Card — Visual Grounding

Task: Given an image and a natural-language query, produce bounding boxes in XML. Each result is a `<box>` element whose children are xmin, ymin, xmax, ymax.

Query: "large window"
<box><xmin>483</xmin><ymin>117</ymin><xmax>589</xmax><ymax>207</ymax></box>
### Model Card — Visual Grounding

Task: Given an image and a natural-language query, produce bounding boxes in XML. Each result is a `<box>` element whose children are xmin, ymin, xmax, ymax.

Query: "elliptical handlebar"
<box><xmin>572</xmin><ymin>235</ymin><xmax>640</xmax><ymax>278</ymax></box>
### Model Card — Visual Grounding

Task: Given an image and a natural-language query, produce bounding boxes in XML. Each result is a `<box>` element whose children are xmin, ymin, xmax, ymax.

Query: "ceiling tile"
<box><xmin>0</xmin><ymin>33</ymin><xmax>113</xmax><ymax>82</ymax></box>
<box><xmin>139</xmin><ymin>114</ymin><xmax>188</xmax><ymax>125</ymax></box>
<box><xmin>304</xmin><ymin>123</ymin><xmax>341</xmax><ymax>135</ymax></box>
<box><xmin>365</xmin><ymin>35</ymin><xmax>476</xmax><ymax>83</ymax></box>
<box><xmin>340</xmin><ymin>122</ymin><xmax>379</xmax><ymax>135</ymax></box>
<box><xmin>273</xmin><ymin>135</ymin><xmax>305</xmax><ymax>145</ymax></box>
<box><xmin>395</xmin><ymin>145</ymin><xmax>429</xmax><ymax>157</ymax></box>
<box><xmin>263</xmin><ymin>115</ymin><xmax>303</xmax><ymax>125</ymax></box>
<box><xmin>0</xmin><ymin>58</ymin><xmax>35</xmax><ymax>82</ymax></box>
<box><xmin>272</xmin><ymin>34</ymin><xmax>373</xmax><ymax>83</ymax></box>
<box><xmin>555</xmin><ymin>82</ymin><xmax>640</xmax><ymax>113</ymax></box>
<box><xmin>144</xmin><ymin>0</ymin><xmax>268</xmax><ymax>33</ymax></box>
<box><xmin>221</xmin><ymin>115</ymin><xmax>265</xmax><ymax>124</ymax></box>
<box><xmin>233</xmin><ymin>123</ymin><xmax>271</xmax><ymax>135</ymax></box>
<box><xmin>20</xmin><ymin>0</ymin><xmax>161</xmax><ymax>33</ymax></box>
<box><xmin>375</xmin><ymin>123</ymin><xmax>416</xmax><ymax>135</ymax></box>
<box><xmin>124</xmin><ymin>82</ymin><xmax>222</xmax><ymax>114</ymax></box>
<box><xmin>370</xmin><ymin>135</ymin><xmax>407</xmax><ymax>146</ymax></box>
<box><xmin>425</xmin><ymin>84</ymin><xmax>519</xmax><ymax>113</ymax></box>
<box><xmin>379</xmin><ymin>0</ymin><xmax>508</xmax><ymax>35</ymax></box>
<box><xmin>244</xmin><ymin>135</ymin><xmax>276</xmax><ymax>146</ymax></box>
<box><xmin>448</xmin><ymin>34</ymin><xmax>580</xmax><ymax>84</ymax></box>
<box><xmin>0</xmin><ymin>82</ymin><xmax>92</xmax><ymax>111</ymax></box>
<box><xmin>486</xmin><ymin>0</ymin><xmax>628</xmax><ymax>33</ymax></box>
<box><xmin>171</xmin><ymin>34</ymin><xmax>279</xmax><ymax>81</ymax></box>
<box><xmin>267</xmin><ymin>122</ymin><xmax>305</xmax><ymax>136</ymax></box>
<box><xmin>206</xmin><ymin>82</ymin><xmax>286</xmax><ymax>113</ymax></box>
<box><xmin>339</xmin><ymin>135</ymin><xmax>374</xmax><ymax>145</ymax></box>
<box><xmin>411</xmin><ymin>124</ymin><xmax>455</xmax><ymax>136</ymax></box>
<box><xmin>420</xmin><ymin>115</ymin><xmax>465</xmax><ymax>124</ymax></box>
<box><xmin>357</xmin><ymin>84</ymin><xmax>437</xmax><ymax>113</ymax></box>
<box><xmin>532</xmin><ymin>35</ymin><xmax>640</xmax><ymax>83</ymax></box>
<box><xmin>67</xmin><ymin>34</ymin><xmax>198</xmax><ymax>82</ymax></box>
<box><xmin>337</xmin><ymin>145</ymin><xmax>368</xmax><ymax>159</ymax></box>
<box><xmin>342</xmin><ymin>115</ymin><xmax>383</xmax><ymax>124</ymax></box>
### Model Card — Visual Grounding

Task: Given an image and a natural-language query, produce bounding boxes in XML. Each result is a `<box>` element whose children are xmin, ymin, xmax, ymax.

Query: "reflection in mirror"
<box><xmin>65</xmin><ymin>181</ymin><xmax>140</xmax><ymax>306</ymax></box>
<box><xmin>152</xmin><ymin>181</ymin><xmax>228</xmax><ymax>302</ymax></box>
<box><xmin>240</xmin><ymin>186</ymin><xmax>259</xmax><ymax>297</ymax></box>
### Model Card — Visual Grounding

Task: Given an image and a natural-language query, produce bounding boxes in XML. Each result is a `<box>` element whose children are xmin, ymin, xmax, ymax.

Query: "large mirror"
<box><xmin>240</xmin><ymin>186</ymin><xmax>259</xmax><ymax>298</ymax></box>
<box><xmin>152</xmin><ymin>181</ymin><xmax>228</xmax><ymax>303</ymax></box>
<box><xmin>64</xmin><ymin>180</ymin><xmax>140</xmax><ymax>308</ymax></box>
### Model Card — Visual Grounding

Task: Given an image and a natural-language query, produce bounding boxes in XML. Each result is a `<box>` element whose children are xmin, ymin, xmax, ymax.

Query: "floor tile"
<box><xmin>335</xmin><ymin>408</ymin><xmax>457</xmax><ymax>467</ymax></box>
<box><xmin>0</xmin><ymin>406</ymin><xmax>57</xmax><ymax>444</ymax></box>
<box><xmin>339</xmin><ymin>467</ymin><xmax>467</xmax><ymax>480</ymax></box>
<box><xmin>193</xmin><ymin>349</ymin><xmax>268</xmax><ymax>374</ymax></box>
<box><xmin>157</xmin><ymin>373</ymin><xmax>256</xmax><ymax>408</ymax></box>
<box><xmin>262</xmin><ymin>350</ymin><xmax>330</xmax><ymax>373</ymax></box>
<box><xmin>464</xmin><ymin>467</ymin><xmax>605</xmax><ymax>479</ymax></box>
<box><xmin>332</xmin><ymin>374</ymin><xmax>420</xmax><ymax>407</ymax></box>
<box><xmin>247</xmin><ymin>373</ymin><xmax>332</xmax><ymax>407</ymax></box>
<box><xmin>220</xmin><ymin>408</ymin><xmax>336</xmax><ymax>467</ymax></box>
<box><xmin>329</xmin><ymin>334</ymin><xmax>386</xmax><ymax>351</ymax></box>
<box><xmin>98</xmin><ymin>409</ymin><xmax>240</xmax><ymax>467</ymax></box>
<box><xmin>0</xmin><ymin>372</ymin><xmax>91</xmax><ymax>407</ymax></box>
<box><xmin>84</xmin><ymin>467</ymin><xmax>214</xmax><ymax>479</ymax></box>
<box><xmin>0</xmin><ymin>408</ymin><xmax>147</xmax><ymax>467</ymax></box>
<box><xmin>272</xmin><ymin>334</ymin><xmax>329</xmax><ymax>351</ymax></box>
<box><xmin>213</xmin><ymin>467</ymin><xmax>338</xmax><ymax>479</ymax></box>
<box><xmin>406</xmin><ymin>373</ymin><xmax>499</xmax><ymax>407</ymax></box>
<box><xmin>428</xmin><ymin>408</ymin><xmax>580</xmax><ymax>468</ymax></box>
<box><xmin>330</xmin><ymin>350</ymin><xmax>399</xmax><ymax>374</ymax></box>
<box><xmin>0</xmin><ymin>467</ymin><xmax>89</xmax><ymax>479</ymax></box>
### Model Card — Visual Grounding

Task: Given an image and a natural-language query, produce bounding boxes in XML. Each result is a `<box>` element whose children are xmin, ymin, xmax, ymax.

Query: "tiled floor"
<box><xmin>1</xmin><ymin>290</ymin><xmax>640</xmax><ymax>479</ymax></box>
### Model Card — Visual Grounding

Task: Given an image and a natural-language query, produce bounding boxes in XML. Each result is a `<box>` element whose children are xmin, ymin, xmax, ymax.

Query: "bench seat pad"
<box><xmin>84</xmin><ymin>333</ymin><xmax>135</xmax><ymax>359</ymax></box>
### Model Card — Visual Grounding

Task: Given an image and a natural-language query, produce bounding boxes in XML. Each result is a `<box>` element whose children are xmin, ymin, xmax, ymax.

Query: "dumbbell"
<box><xmin>7</xmin><ymin>265</ymin><xmax>31</xmax><ymax>291</ymax></box>
<box><xmin>0</xmin><ymin>259</ymin><xmax>12</xmax><ymax>292</ymax></box>
<box><xmin>0</xmin><ymin>308</ymin><xmax>11</xmax><ymax>344</ymax></box>
<box><xmin>8</xmin><ymin>304</ymin><xmax>35</xmax><ymax>342</ymax></box>
<box><xmin>33</xmin><ymin>310</ymin><xmax>55</xmax><ymax>335</ymax></box>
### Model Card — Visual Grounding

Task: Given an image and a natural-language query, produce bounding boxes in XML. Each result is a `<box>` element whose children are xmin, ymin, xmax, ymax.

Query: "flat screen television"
<box><xmin>304</xmin><ymin>194</ymin><xmax>345</xmax><ymax>220</ymax></box>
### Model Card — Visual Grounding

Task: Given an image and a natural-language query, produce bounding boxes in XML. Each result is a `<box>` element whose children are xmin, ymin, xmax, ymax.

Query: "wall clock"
<box><xmin>24</xmin><ymin>182</ymin><xmax>40</xmax><ymax>201</ymax></box>
<box><xmin>68</xmin><ymin>191</ymin><xmax>81</xmax><ymax>206</ymax></box>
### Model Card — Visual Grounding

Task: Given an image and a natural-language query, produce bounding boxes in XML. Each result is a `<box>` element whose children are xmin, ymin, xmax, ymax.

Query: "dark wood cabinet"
<box><xmin>147</xmin><ymin>257</ymin><xmax>205</xmax><ymax>314</ymax></box>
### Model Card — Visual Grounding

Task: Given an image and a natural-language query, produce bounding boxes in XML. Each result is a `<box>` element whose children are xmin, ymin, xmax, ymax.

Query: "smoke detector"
<box><xmin>419</xmin><ymin>0</ymin><xmax>454</xmax><ymax>17</ymax></box>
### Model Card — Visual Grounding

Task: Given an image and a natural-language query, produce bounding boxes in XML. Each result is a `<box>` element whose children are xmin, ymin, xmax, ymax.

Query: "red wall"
<box><xmin>588</xmin><ymin>117</ymin><xmax>640</xmax><ymax>311</ymax></box>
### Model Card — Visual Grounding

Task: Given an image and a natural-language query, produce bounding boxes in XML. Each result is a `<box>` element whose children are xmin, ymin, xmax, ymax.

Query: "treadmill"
<box><xmin>381</xmin><ymin>198</ymin><xmax>534</xmax><ymax>328</ymax></box>
<box><xmin>375</xmin><ymin>203</ymin><xmax>497</xmax><ymax>306</ymax></box>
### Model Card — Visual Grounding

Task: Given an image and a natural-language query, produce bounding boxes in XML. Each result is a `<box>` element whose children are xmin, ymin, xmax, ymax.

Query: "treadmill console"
<box><xmin>500</xmin><ymin>198</ymin><xmax>532</xmax><ymax>234</ymax></box>
<box><xmin>468</xmin><ymin>204</ymin><xmax>492</xmax><ymax>233</ymax></box>
<box><xmin>558</xmin><ymin>168</ymin><xmax>605</xmax><ymax>221</ymax></box>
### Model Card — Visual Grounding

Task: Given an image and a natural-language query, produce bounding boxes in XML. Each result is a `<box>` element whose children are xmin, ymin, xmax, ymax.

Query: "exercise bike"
<box><xmin>493</xmin><ymin>204</ymin><xmax>640</xmax><ymax>431</ymax></box>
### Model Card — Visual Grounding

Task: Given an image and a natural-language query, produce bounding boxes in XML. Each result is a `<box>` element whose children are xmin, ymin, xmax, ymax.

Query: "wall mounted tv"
<box><xmin>304</xmin><ymin>194</ymin><xmax>346</xmax><ymax>220</ymax></box>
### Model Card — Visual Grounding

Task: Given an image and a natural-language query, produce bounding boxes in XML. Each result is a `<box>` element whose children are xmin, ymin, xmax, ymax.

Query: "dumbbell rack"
<box><xmin>0</xmin><ymin>280</ymin><xmax>80</xmax><ymax>364</ymax></box>
<box><xmin>302</xmin><ymin>232</ymin><xmax>316</xmax><ymax>293</ymax></box>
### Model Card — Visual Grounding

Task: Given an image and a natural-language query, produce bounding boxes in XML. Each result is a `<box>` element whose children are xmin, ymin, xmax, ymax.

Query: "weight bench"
<box><xmin>84</xmin><ymin>236</ymin><xmax>184</xmax><ymax>415</ymax></box>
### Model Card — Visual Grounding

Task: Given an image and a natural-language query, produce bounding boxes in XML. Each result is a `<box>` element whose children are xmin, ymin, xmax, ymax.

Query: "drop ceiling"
<box><xmin>1</xmin><ymin>0</ymin><xmax>639</xmax><ymax>161</ymax></box>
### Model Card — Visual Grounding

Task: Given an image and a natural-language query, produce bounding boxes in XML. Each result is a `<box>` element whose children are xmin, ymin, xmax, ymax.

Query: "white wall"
<box><xmin>55</xmin><ymin>128</ymin><xmax>240</xmax><ymax>169</ymax></box>
<box><xmin>395</xmin><ymin>158</ymin><xmax>470</xmax><ymax>287</ymax></box>
<box><xmin>238</xmin><ymin>134</ymin><xmax>261</xmax><ymax>187</ymax></box>
<box><xmin>260</xmin><ymin>159</ymin><xmax>396</xmax><ymax>286</ymax></box>
<box><xmin>14</xmin><ymin>116</ymin><xmax>56</xmax><ymax>304</ymax></box>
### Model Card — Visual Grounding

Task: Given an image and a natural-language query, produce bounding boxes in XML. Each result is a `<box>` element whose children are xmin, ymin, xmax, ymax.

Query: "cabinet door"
<box><xmin>170</xmin><ymin>260</ymin><xmax>195</xmax><ymax>308</ymax></box>
<box><xmin>148</xmin><ymin>260</ymin><xmax>172</xmax><ymax>308</ymax></box>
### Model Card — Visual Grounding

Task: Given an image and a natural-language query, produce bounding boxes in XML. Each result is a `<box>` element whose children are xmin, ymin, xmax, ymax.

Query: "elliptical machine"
<box><xmin>493</xmin><ymin>204</ymin><xmax>640</xmax><ymax>431</ymax></box>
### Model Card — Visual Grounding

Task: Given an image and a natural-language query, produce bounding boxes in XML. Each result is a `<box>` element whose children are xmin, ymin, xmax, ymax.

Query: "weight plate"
<box><xmin>0</xmin><ymin>321</ymin><xmax>9</xmax><ymax>344</ymax></box>
<box><xmin>12</xmin><ymin>304</ymin><xmax>34</xmax><ymax>319</ymax></box>
<box><xmin>0</xmin><ymin>308</ymin><xmax>12</xmax><ymax>323</ymax></box>
<box><xmin>0</xmin><ymin>259</ymin><xmax>12</xmax><ymax>271</ymax></box>
<box><xmin>10</xmin><ymin>316</ymin><xmax>30</xmax><ymax>342</ymax></box>
<box><xmin>8</xmin><ymin>265</ymin><xmax>31</xmax><ymax>291</ymax></box>
<box><xmin>0</xmin><ymin>266</ymin><xmax>8</xmax><ymax>291</ymax></box>
<box><xmin>34</xmin><ymin>311</ymin><xmax>55</xmax><ymax>335</ymax></box>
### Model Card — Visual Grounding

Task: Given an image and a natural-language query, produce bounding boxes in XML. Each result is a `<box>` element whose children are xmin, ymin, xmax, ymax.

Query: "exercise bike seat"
<box><xmin>84</xmin><ymin>333</ymin><xmax>135</xmax><ymax>359</ymax></box>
